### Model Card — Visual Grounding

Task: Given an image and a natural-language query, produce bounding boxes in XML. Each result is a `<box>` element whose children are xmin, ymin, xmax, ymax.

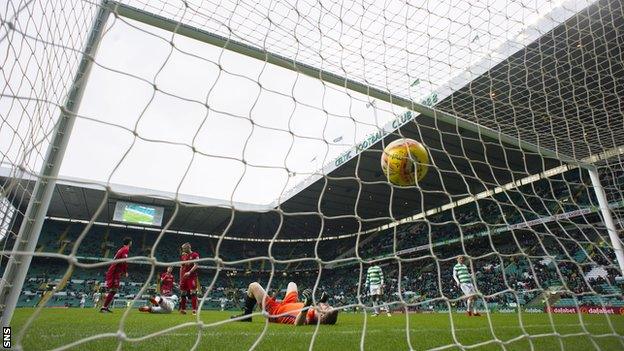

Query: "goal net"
<box><xmin>1</xmin><ymin>0</ymin><xmax>623</xmax><ymax>349</ymax></box>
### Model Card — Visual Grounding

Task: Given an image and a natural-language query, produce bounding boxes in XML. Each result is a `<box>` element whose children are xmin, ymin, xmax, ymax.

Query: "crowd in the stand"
<box><xmin>357</xmin><ymin>168</ymin><xmax>624</xmax><ymax>262</ymax></box>
<box><xmin>9</xmin><ymin>167</ymin><xmax>624</xmax><ymax>310</ymax></box>
<box><xmin>18</xmin><ymin>228</ymin><xmax>624</xmax><ymax>311</ymax></box>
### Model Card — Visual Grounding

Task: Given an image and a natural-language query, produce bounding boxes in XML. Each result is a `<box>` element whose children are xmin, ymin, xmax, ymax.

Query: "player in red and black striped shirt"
<box><xmin>100</xmin><ymin>237</ymin><xmax>132</xmax><ymax>313</ymax></box>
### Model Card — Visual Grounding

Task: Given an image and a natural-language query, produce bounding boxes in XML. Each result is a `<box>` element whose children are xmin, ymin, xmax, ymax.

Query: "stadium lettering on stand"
<box><xmin>335</xmin><ymin>91</ymin><xmax>437</xmax><ymax>168</ymax></box>
<box><xmin>335</xmin><ymin>111</ymin><xmax>415</xmax><ymax>168</ymax></box>
<box><xmin>506</xmin><ymin>208</ymin><xmax>592</xmax><ymax>230</ymax></box>
<box><xmin>544</xmin><ymin>306</ymin><xmax>624</xmax><ymax>314</ymax></box>
<box><xmin>285</xmin><ymin>92</ymin><xmax>438</xmax><ymax>201</ymax></box>
<box><xmin>542</xmin><ymin>306</ymin><xmax>624</xmax><ymax>314</ymax></box>
<box><xmin>333</xmin><ymin>151</ymin><xmax>353</xmax><ymax>167</ymax></box>
<box><xmin>545</xmin><ymin>307</ymin><xmax>577</xmax><ymax>314</ymax></box>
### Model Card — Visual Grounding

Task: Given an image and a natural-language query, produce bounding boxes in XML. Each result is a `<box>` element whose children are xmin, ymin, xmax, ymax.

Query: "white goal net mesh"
<box><xmin>1</xmin><ymin>0</ymin><xmax>624</xmax><ymax>349</ymax></box>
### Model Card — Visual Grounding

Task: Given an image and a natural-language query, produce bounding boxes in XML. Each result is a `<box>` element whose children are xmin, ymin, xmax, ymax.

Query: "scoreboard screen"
<box><xmin>113</xmin><ymin>201</ymin><xmax>164</xmax><ymax>226</ymax></box>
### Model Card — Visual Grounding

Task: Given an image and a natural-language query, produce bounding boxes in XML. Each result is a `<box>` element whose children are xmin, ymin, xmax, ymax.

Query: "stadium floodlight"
<box><xmin>0</xmin><ymin>0</ymin><xmax>623</xmax><ymax>349</ymax></box>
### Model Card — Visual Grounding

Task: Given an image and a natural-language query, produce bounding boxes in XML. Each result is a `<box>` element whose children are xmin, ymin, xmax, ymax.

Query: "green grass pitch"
<box><xmin>11</xmin><ymin>309</ymin><xmax>624</xmax><ymax>350</ymax></box>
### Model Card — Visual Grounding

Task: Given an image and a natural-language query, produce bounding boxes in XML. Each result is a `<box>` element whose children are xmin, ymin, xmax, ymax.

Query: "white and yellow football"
<box><xmin>380</xmin><ymin>138</ymin><xmax>429</xmax><ymax>186</ymax></box>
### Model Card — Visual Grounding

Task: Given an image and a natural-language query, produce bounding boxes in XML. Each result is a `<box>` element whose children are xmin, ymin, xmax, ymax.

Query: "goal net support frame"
<box><xmin>1</xmin><ymin>0</ymin><xmax>623</xmax><ymax>334</ymax></box>
<box><xmin>0</xmin><ymin>1</ymin><xmax>112</xmax><ymax>327</ymax></box>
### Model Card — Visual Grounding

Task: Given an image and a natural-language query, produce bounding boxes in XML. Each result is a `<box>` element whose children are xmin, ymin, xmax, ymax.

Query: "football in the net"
<box><xmin>380</xmin><ymin>138</ymin><xmax>429</xmax><ymax>186</ymax></box>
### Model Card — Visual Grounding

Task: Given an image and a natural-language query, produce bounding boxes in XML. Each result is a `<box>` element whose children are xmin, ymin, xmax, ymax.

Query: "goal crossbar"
<box><xmin>105</xmin><ymin>0</ymin><xmax>589</xmax><ymax>175</ymax></box>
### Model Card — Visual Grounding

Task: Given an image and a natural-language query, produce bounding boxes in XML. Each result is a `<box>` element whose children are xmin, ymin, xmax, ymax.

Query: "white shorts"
<box><xmin>460</xmin><ymin>283</ymin><xmax>476</xmax><ymax>296</ymax></box>
<box><xmin>152</xmin><ymin>296</ymin><xmax>176</xmax><ymax>313</ymax></box>
<box><xmin>369</xmin><ymin>284</ymin><xmax>382</xmax><ymax>296</ymax></box>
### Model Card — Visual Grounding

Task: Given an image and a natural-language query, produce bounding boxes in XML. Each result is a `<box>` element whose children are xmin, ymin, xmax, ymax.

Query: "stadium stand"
<box><xmin>2</xmin><ymin>168</ymin><xmax>621</xmax><ymax>312</ymax></box>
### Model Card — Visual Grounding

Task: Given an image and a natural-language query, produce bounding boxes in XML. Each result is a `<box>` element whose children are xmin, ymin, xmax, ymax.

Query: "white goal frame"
<box><xmin>0</xmin><ymin>1</ymin><xmax>112</xmax><ymax>327</ymax></box>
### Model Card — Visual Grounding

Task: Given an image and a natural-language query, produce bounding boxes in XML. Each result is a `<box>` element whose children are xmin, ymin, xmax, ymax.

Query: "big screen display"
<box><xmin>113</xmin><ymin>201</ymin><xmax>164</xmax><ymax>226</ymax></box>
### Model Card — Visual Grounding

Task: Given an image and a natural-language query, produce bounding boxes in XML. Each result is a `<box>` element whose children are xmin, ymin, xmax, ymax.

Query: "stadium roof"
<box><xmin>2</xmin><ymin>0</ymin><xmax>622</xmax><ymax>242</ymax></box>
<box><xmin>3</xmin><ymin>0</ymin><xmax>593</xmax><ymax>208</ymax></box>
<box><xmin>435</xmin><ymin>0</ymin><xmax>624</xmax><ymax>161</ymax></box>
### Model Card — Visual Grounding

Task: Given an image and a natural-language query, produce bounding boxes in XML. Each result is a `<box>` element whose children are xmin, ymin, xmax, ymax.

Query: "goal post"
<box><xmin>589</xmin><ymin>167</ymin><xmax>624</xmax><ymax>273</ymax></box>
<box><xmin>0</xmin><ymin>1</ymin><xmax>111</xmax><ymax>327</ymax></box>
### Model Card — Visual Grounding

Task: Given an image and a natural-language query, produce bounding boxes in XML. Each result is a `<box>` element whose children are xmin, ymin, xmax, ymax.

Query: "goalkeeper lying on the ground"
<box><xmin>232</xmin><ymin>281</ymin><xmax>339</xmax><ymax>325</ymax></box>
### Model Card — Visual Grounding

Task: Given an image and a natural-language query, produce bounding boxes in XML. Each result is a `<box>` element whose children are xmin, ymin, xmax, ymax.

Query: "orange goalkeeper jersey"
<box><xmin>265</xmin><ymin>291</ymin><xmax>317</xmax><ymax>325</ymax></box>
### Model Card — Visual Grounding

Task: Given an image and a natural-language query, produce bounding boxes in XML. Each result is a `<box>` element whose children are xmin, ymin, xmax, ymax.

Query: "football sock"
<box><xmin>191</xmin><ymin>294</ymin><xmax>198</xmax><ymax>311</ymax></box>
<box><xmin>180</xmin><ymin>295</ymin><xmax>187</xmax><ymax>311</ymax></box>
<box><xmin>372</xmin><ymin>298</ymin><xmax>380</xmax><ymax>314</ymax></box>
<box><xmin>243</xmin><ymin>294</ymin><xmax>256</xmax><ymax>315</ymax></box>
<box><xmin>102</xmin><ymin>291</ymin><xmax>115</xmax><ymax>308</ymax></box>
<box><xmin>301</xmin><ymin>289</ymin><xmax>313</xmax><ymax>307</ymax></box>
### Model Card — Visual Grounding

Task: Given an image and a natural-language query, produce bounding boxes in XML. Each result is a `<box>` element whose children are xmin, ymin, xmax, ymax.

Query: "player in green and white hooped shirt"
<box><xmin>366</xmin><ymin>265</ymin><xmax>391</xmax><ymax>316</ymax></box>
<box><xmin>452</xmin><ymin>256</ymin><xmax>480</xmax><ymax>316</ymax></box>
